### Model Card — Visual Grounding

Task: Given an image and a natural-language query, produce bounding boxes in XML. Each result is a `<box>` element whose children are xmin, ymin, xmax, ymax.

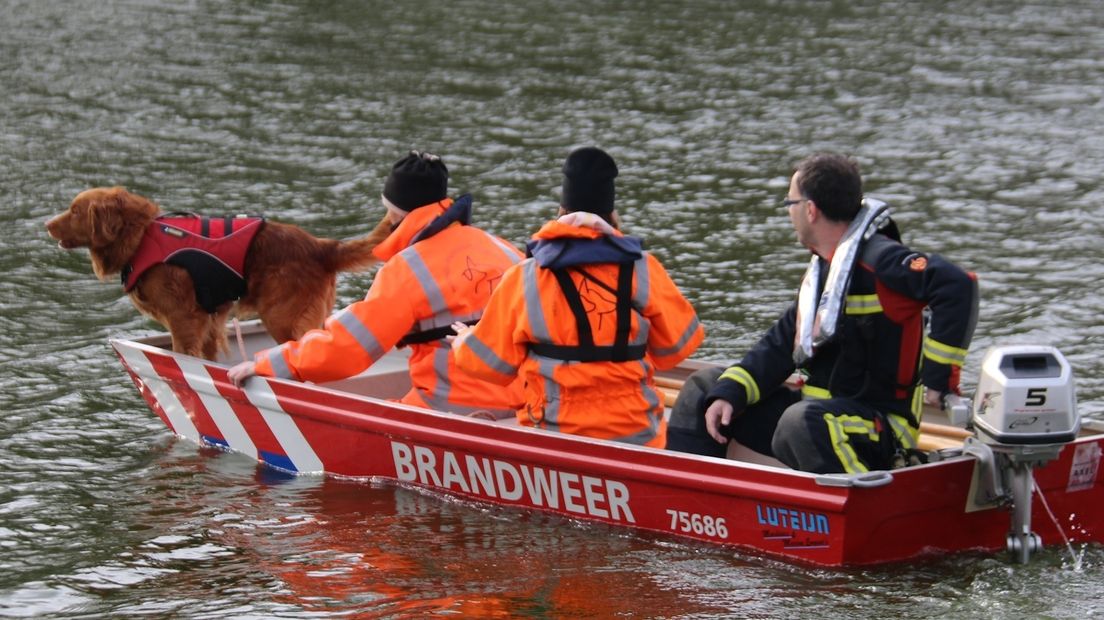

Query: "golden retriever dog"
<box><xmin>46</xmin><ymin>186</ymin><xmax>391</xmax><ymax>360</ymax></box>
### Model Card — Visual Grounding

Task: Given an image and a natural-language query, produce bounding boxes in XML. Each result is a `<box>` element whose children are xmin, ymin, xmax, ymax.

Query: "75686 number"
<box><xmin>666</xmin><ymin>509</ymin><xmax>729</xmax><ymax>539</ymax></box>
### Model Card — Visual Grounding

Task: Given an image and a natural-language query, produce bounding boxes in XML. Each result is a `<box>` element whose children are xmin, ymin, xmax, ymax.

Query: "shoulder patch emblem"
<box><xmin>908</xmin><ymin>255</ymin><xmax>928</xmax><ymax>272</ymax></box>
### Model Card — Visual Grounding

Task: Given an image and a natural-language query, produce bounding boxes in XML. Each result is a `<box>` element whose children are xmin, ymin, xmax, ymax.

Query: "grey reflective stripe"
<box><xmin>432</xmin><ymin>345</ymin><xmax>450</xmax><ymax>404</ymax></box>
<box><xmin>522</xmin><ymin>259</ymin><xmax>561</xmax><ymax>429</ymax></box>
<box><xmin>638</xmin><ymin>360</ymin><xmax>661</xmax><ymax>413</ymax></box>
<box><xmin>265</xmin><ymin>346</ymin><xmax>295</xmax><ymax>379</ymax></box>
<box><xmin>413</xmin><ymin>344</ymin><xmax>517</xmax><ymax>417</ymax></box>
<box><xmin>403</xmin><ymin>247</ymin><xmax>448</xmax><ymax>316</ymax></box>
<box><xmin>419</xmin><ymin>394</ymin><xmax>516</xmax><ymax>417</ymax></box>
<box><xmin>464</xmin><ymin>332</ymin><xmax>519</xmax><ymax>376</ymax></box>
<box><xmin>627</xmin><ymin>360</ymin><xmax>663</xmax><ymax>446</ymax></box>
<box><xmin>335</xmin><ymin>308</ymin><xmax>386</xmax><ymax>362</ymax></box>
<box><xmin>633</xmin><ymin>317</ymin><xmax>650</xmax><ymax>346</ymax></box>
<box><xmin>633</xmin><ymin>255</ymin><xmax>649</xmax><ymax>309</ymax></box>
<box><xmin>630</xmin><ymin>256</ymin><xmax>650</xmax><ymax>346</ymax></box>
<box><xmin>609</xmin><ymin>364</ymin><xmax>662</xmax><ymax>447</ymax></box>
<box><xmin>531</xmin><ymin>355</ymin><xmax>562</xmax><ymax>428</ymax></box>
<box><xmin>411</xmin><ymin>345</ymin><xmax>451</xmax><ymax>411</ymax></box>
<box><xmin>651</xmin><ymin>315</ymin><xmax>701</xmax><ymax>358</ymax></box>
<box><xmin>415</xmin><ymin>310</ymin><xmax>483</xmax><ymax>333</ymax></box>
<box><xmin>522</xmin><ymin>260</ymin><xmax>552</xmax><ymax>343</ymax></box>
<box><xmin>531</xmin><ymin>410</ymin><xmax>659</xmax><ymax>446</ymax></box>
<box><xmin>483</xmin><ymin>230</ymin><xmax>523</xmax><ymax>265</ymax></box>
<box><xmin>616</xmin><ymin>420</ymin><xmax>660</xmax><ymax>446</ymax></box>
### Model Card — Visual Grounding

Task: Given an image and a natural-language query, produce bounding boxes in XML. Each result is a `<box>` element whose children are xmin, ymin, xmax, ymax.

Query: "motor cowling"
<box><xmin>953</xmin><ymin>345</ymin><xmax>1081</xmax><ymax>564</ymax></box>
<box><xmin>971</xmin><ymin>345</ymin><xmax>1079</xmax><ymax>455</ymax></box>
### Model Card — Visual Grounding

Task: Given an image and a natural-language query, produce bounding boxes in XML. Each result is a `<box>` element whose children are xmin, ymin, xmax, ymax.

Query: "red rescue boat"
<box><xmin>110</xmin><ymin>321</ymin><xmax>1104</xmax><ymax>567</ymax></box>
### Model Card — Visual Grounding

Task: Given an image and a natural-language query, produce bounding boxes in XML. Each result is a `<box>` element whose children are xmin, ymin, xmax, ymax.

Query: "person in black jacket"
<box><xmin>667</xmin><ymin>153</ymin><xmax>978</xmax><ymax>473</ymax></box>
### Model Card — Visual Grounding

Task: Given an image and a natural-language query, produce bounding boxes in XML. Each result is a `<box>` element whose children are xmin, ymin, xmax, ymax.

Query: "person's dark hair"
<box><xmin>794</xmin><ymin>153</ymin><xmax>863</xmax><ymax>222</ymax></box>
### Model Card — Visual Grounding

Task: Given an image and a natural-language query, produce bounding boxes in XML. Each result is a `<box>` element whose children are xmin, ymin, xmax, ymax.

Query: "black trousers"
<box><xmin>666</xmin><ymin>367</ymin><xmax>903</xmax><ymax>474</ymax></box>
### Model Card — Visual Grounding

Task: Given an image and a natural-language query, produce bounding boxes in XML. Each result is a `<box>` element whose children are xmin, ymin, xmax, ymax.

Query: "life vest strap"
<box><xmin>531</xmin><ymin>262</ymin><xmax>645</xmax><ymax>363</ymax></box>
<box><xmin>397</xmin><ymin>319</ymin><xmax>478</xmax><ymax>347</ymax></box>
<box><xmin>613</xmin><ymin>260</ymin><xmax>633</xmax><ymax>361</ymax></box>
<box><xmin>530</xmin><ymin>342</ymin><xmax>647</xmax><ymax>362</ymax></box>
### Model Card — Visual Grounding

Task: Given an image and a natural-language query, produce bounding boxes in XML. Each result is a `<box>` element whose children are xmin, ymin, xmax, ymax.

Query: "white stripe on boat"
<box><xmin>241</xmin><ymin>377</ymin><xmax>324</xmax><ymax>473</ymax></box>
<box><xmin>177</xmin><ymin>357</ymin><xmax>259</xmax><ymax>460</ymax></box>
<box><xmin>117</xmin><ymin>345</ymin><xmax>200</xmax><ymax>443</ymax></box>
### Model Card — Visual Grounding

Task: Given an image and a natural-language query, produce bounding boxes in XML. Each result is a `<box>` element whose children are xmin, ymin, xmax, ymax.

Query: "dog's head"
<box><xmin>46</xmin><ymin>187</ymin><xmax>161</xmax><ymax>277</ymax></box>
<box><xmin>47</xmin><ymin>187</ymin><xmax>159</xmax><ymax>249</ymax></box>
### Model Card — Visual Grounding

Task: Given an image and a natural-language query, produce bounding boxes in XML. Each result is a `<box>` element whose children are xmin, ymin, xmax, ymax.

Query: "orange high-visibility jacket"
<box><xmin>453</xmin><ymin>219</ymin><xmax>704</xmax><ymax>447</ymax></box>
<box><xmin>255</xmin><ymin>196</ymin><xmax>525</xmax><ymax>416</ymax></box>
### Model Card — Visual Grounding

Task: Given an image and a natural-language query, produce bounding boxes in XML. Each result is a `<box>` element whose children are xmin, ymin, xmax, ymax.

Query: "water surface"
<box><xmin>2</xmin><ymin>0</ymin><xmax>1103</xmax><ymax>617</ymax></box>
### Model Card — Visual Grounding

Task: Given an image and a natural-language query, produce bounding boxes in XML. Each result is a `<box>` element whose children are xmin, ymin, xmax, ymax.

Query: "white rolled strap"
<box><xmin>793</xmin><ymin>198</ymin><xmax>889</xmax><ymax>366</ymax></box>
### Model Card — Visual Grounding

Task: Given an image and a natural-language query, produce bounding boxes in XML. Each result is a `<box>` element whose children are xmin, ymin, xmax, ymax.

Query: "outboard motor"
<box><xmin>959</xmin><ymin>345</ymin><xmax>1080</xmax><ymax>563</ymax></box>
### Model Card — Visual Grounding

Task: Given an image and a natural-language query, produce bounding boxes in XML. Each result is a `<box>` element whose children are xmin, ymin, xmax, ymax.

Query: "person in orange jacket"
<box><xmin>228</xmin><ymin>151</ymin><xmax>525</xmax><ymax>418</ymax></box>
<box><xmin>451</xmin><ymin>147</ymin><xmax>704</xmax><ymax>448</ymax></box>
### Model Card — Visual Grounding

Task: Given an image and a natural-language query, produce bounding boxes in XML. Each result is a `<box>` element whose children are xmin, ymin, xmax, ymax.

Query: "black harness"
<box><xmin>529</xmin><ymin>263</ymin><xmax>646</xmax><ymax>363</ymax></box>
<box><xmin>397</xmin><ymin>320</ymin><xmax>479</xmax><ymax>347</ymax></box>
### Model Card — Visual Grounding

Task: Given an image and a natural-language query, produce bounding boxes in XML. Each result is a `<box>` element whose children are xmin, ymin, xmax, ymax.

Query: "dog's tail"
<box><xmin>330</xmin><ymin>212</ymin><xmax>393</xmax><ymax>273</ymax></box>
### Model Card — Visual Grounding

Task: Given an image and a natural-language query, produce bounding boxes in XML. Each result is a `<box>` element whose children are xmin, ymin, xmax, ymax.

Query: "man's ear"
<box><xmin>803</xmin><ymin>199</ymin><xmax>818</xmax><ymax>222</ymax></box>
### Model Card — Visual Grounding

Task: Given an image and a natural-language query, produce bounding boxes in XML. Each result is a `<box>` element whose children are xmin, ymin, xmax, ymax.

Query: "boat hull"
<box><xmin>110</xmin><ymin>329</ymin><xmax>1104</xmax><ymax>567</ymax></box>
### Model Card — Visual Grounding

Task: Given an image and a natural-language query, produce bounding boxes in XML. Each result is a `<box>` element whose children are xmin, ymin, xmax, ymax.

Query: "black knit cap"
<box><xmin>561</xmin><ymin>146</ymin><xmax>618</xmax><ymax>215</ymax></box>
<box><xmin>383</xmin><ymin>150</ymin><xmax>449</xmax><ymax>211</ymax></box>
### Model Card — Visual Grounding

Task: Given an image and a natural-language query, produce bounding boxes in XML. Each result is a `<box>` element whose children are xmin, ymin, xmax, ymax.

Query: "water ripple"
<box><xmin>3</xmin><ymin>0</ymin><xmax>1104</xmax><ymax>616</ymax></box>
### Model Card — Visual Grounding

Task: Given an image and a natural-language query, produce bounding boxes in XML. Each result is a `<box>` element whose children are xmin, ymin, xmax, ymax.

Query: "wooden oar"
<box><xmin>916</xmin><ymin>434</ymin><xmax>966</xmax><ymax>451</ymax></box>
<box><xmin>655</xmin><ymin>374</ymin><xmax>972</xmax><ymax>450</ymax></box>
<box><xmin>654</xmin><ymin>375</ymin><xmax>685</xmax><ymax>391</ymax></box>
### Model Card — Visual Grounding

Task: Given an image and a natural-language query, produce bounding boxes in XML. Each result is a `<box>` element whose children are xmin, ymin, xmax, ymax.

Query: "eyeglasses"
<box><xmin>782</xmin><ymin>197</ymin><xmax>807</xmax><ymax>209</ymax></box>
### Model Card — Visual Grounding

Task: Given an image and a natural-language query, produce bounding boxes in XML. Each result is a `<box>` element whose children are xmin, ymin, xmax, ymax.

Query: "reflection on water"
<box><xmin>3</xmin><ymin>0</ymin><xmax>1104</xmax><ymax>616</ymax></box>
<box><xmin>8</xmin><ymin>449</ymin><xmax>1101</xmax><ymax>618</ymax></box>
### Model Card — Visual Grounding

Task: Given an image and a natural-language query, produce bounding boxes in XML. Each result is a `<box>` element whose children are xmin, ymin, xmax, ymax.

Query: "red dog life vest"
<box><xmin>122</xmin><ymin>214</ymin><xmax>264</xmax><ymax>314</ymax></box>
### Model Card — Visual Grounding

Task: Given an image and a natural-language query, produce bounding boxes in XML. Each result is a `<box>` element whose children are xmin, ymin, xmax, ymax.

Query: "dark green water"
<box><xmin>2</xmin><ymin>0</ymin><xmax>1102</xmax><ymax>617</ymax></box>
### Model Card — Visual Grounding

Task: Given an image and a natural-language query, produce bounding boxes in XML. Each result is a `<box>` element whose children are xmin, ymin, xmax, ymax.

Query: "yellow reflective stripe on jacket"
<box><xmin>923</xmin><ymin>336</ymin><xmax>968</xmax><ymax>366</ymax></box>
<box><xmin>844</xmin><ymin>293</ymin><xmax>882</xmax><ymax>315</ymax></box>
<box><xmin>719</xmin><ymin>366</ymin><xmax>760</xmax><ymax>404</ymax></box>
<box><xmin>801</xmin><ymin>384</ymin><xmax>832</xmax><ymax>400</ymax></box>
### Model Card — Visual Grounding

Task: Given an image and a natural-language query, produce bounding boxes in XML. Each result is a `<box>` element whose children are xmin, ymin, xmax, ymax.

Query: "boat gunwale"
<box><xmin>106</xmin><ymin>326</ymin><xmax>1104</xmax><ymax>567</ymax></box>
<box><xmin>110</xmin><ymin>334</ymin><xmax>870</xmax><ymax>512</ymax></box>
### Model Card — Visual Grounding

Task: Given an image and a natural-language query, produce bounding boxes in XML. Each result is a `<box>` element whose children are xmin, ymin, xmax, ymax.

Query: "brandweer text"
<box><xmin>391</xmin><ymin>441</ymin><xmax>635</xmax><ymax>523</ymax></box>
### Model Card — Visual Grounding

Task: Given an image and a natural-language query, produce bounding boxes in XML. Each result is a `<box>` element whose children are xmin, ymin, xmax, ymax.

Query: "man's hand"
<box><xmin>923</xmin><ymin>387</ymin><xmax>944</xmax><ymax>409</ymax></box>
<box><xmin>448</xmin><ymin>321</ymin><xmax>473</xmax><ymax>351</ymax></box>
<box><xmin>227</xmin><ymin>361</ymin><xmax>257</xmax><ymax>387</ymax></box>
<box><xmin>704</xmin><ymin>399</ymin><xmax>735</xmax><ymax>444</ymax></box>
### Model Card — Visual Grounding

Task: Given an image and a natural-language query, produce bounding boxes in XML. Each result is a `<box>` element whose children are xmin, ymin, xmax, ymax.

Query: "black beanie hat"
<box><xmin>383</xmin><ymin>151</ymin><xmax>449</xmax><ymax>211</ymax></box>
<box><xmin>561</xmin><ymin>146</ymin><xmax>618</xmax><ymax>215</ymax></box>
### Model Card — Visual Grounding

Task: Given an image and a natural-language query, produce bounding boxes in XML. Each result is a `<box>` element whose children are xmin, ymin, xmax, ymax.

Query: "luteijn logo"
<box><xmin>755</xmin><ymin>504</ymin><xmax>830</xmax><ymax>534</ymax></box>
